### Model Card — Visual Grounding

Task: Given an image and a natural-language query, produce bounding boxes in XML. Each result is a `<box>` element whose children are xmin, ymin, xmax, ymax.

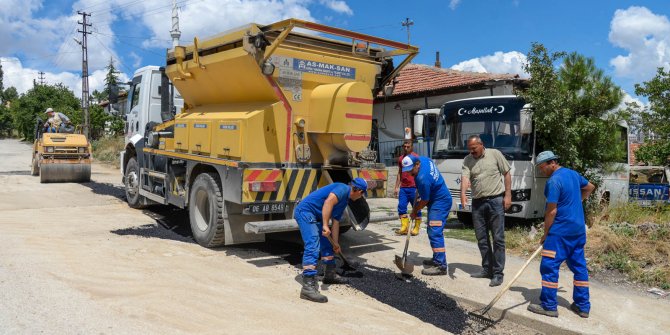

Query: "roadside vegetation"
<box><xmin>445</xmin><ymin>205</ymin><xmax>670</xmax><ymax>290</ymax></box>
<box><xmin>92</xmin><ymin>135</ymin><xmax>125</xmax><ymax>169</ymax></box>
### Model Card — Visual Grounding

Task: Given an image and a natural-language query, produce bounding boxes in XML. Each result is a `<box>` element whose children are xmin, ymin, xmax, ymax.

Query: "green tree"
<box><xmin>520</xmin><ymin>43</ymin><xmax>626</xmax><ymax>176</ymax></box>
<box><xmin>12</xmin><ymin>83</ymin><xmax>80</xmax><ymax>141</ymax></box>
<box><xmin>3</xmin><ymin>87</ymin><xmax>18</xmax><ymax>102</ymax></box>
<box><xmin>633</xmin><ymin>67</ymin><xmax>670</xmax><ymax>165</ymax></box>
<box><xmin>104</xmin><ymin>57</ymin><xmax>120</xmax><ymax>100</ymax></box>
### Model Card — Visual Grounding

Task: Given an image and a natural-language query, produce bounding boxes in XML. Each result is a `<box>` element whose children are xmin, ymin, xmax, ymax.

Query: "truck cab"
<box><xmin>122</xmin><ymin>66</ymin><xmax>183</xmax><ymax>174</ymax></box>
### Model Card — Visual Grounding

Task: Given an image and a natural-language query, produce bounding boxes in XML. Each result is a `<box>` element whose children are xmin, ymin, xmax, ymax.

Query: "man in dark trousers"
<box><xmin>460</xmin><ymin>135</ymin><xmax>511</xmax><ymax>287</ymax></box>
<box><xmin>295</xmin><ymin>178</ymin><xmax>368</xmax><ymax>303</ymax></box>
<box><xmin>401</xmin><ymin>155</ymin><xmax>453</xmax><ymax>276</ymax></box>
<box><xmin>394</xmin><ymin>140</ymin><xmax>422</xmax><ymax>236</ymax></box>
<box><xmin>527</xmin><ymin>151</ymin><xmax>595</xmax><ymax>318</ymax></box>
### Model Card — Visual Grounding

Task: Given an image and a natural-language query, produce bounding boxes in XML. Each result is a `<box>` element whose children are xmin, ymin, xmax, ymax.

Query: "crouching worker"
<box><xmin>296</xmin><ymin>178</ymin><xmax>368</xmax><ymax>303</ymax></box>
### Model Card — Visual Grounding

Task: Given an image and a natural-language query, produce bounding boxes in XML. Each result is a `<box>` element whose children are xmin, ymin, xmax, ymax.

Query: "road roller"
<box><xmin>32</xmin><ymin>131</ymin><xmax>92</xmax><ymax>183</ymax></box>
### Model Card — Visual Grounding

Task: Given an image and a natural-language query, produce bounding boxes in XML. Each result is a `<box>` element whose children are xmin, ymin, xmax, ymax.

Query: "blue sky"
<box><xmin>1</xmin><ymin>0</ymin><xmax>669</xmax><ymax>106</ymax></box>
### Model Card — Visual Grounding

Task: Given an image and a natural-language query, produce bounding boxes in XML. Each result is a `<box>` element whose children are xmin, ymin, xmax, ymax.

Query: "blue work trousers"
<box><xmin>295</xmin><ymin>208</ymin><xmax>335</xmax><ymax>277</ymax></box>
<box><xmin>472</xmin><ymin>195</ymin><xmax>506</xmax><ymax>276</ymax></box>
<box><xmin>540</xmin><ymin>233</ymin><xmax>590</xmax><ymax>312</ymax></box>
<box><xmin>426</xmin><ymin>200</ymin><xmax>451</xmax><ymax>269</ymax></box>
<box><xmin>397</xmin><ymin>187</ymin><xmax>421</xmax><ymax>217</ymax></box>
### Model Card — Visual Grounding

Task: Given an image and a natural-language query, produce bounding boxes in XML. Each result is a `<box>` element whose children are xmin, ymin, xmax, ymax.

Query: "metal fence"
<box><xmin>377</xmin><ymin>138</ymin><xmax>434</xmax><ymax>166</ymax></box>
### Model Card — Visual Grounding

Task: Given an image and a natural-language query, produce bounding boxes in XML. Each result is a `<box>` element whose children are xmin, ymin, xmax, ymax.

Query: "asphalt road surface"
<box><xmin>0</xmin><ymin>139</ymin><xmax>537</xmax><ymax>334</ymax></box>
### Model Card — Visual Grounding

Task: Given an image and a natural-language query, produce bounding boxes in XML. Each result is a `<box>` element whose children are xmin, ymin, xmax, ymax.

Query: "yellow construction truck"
<box><xmin>121</xmin><ymin>19</ymin><xmax>418</xmax><ymax>246</ymax></box>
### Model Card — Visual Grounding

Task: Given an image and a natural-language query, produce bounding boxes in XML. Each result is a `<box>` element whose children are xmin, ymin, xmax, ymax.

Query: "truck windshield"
<box><xmin>432</xmin><ymin>97</ymin><xmax>532</xmax><ymax>160</ymax></box>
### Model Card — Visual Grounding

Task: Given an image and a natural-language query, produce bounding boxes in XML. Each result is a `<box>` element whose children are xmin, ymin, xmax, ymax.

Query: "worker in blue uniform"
<box><xmin>527</xmin><ymin>151</ymin><xmax>595</xmax><ymax>318</ymax></box>
<box><xmin>295</xmin><ymin>178</ymin><xmax>368</xmax><ymax>303</ymax></box>
<box><xmin>401</xmin><ymin>155</ymin><xmax>453</xmax><ymax>276</ymax></box>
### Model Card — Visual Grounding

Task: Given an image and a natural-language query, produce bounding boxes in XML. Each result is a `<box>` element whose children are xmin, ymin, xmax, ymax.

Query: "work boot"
<box><xmin>489</xmin><ymin>274</ymin><xmax>504</xmax><ymax>287</ymax></box>
<box><xmin>300</xmin><ymin>276</ymin><xmax>328</xmax><ymax>303</ymax></box>
<box><xmin>527</xmin><ymin>304</ymin><xmax>558</xmax><ymax>317</ymax></box>
<box><xmin>422</xmin><ymin>258</ymin><xmax>437</xmax><ymax>267</ymax></box>
<box><xmin>323</xmin><ymin>263</ymin><xmax>349</xmax><ymax>285</ymax></box>
<box><xmin>470</xmin><ymin>269</ymin><xmax>493</xmax><ymax>279</ymax></box>
<box><xmin>411</xmin><ymin>218</ymin><xmax>422</xmax><ymax>236</ymax></box>
<box><xmin>395</xmin><ymin>216</ymin><xmax>410</xmax><ymax>235</ymax></box>
<box><xmin>421</xmin><ymin>265</ymin><xmax>447</xmax><ymax>276</ymax></box>
<box><xmin>570</xmin><ymin>302</ymin><xmax>589</xmax><ymax>318</ymax></box>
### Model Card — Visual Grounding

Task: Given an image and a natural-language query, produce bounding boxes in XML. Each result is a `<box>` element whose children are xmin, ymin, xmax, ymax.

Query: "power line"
<box><xmin>91</xmin><ymin>34</ymin><xmax>134</xmax><ymax>73</ymax></box>
<box><xmin>92</xmin><ymin>0</ymin><xmax>196</xmax><ymax>25</ymax></box>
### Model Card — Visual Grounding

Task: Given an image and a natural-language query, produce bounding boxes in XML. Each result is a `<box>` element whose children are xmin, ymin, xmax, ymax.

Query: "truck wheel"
<box><xmin>189</xmin><ymin>173</ymin><xmax>226</xmax><ymax>247</ymax></box>
<box><xmin>457</xmin><ymin>212</ymin><xmax>473</xmax><ymax>227</ymax></box>
<box><xmin>124</xmin><ymin>157</ymin><xmax>146</xmax><ymax>209</ymax></box>
<box><xmin>31</xmin><ymin>156</ymin><xmax>39</xmax><ymax>176</ymax></box>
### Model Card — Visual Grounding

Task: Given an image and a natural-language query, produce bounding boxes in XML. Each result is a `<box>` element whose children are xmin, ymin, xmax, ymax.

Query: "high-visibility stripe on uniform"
<box><xmin>432</xmin><ymin>247</ymin><xmax>446</xmax><ymax>252</ymax></box>
<box><xmin>429</xmin><ymin>220</ymin><xmax>442</xmax><ymax>226</ymax></box>
<box><xmin>321</xmin><ymin>256</ymin><xmax>334</xmax><ymax>261</ymax></box>
<box><xmin>542</xmin><ymin>280</ymin><xmax>559</xmax><ymax>289</ymax></box>
<box><xmin>541</xmin><ymin>249</ymin><xmax>557</xmax><ymax>258</ymax></box>
<box><xmin>303</xmin><ymin>265</ymin><xmax>316</xmax><ymax>270</ymax></box>
<box><xmin>574</xmin><ymin>280</ymin><xmax>589</xmax><ymax>287</ymax></box>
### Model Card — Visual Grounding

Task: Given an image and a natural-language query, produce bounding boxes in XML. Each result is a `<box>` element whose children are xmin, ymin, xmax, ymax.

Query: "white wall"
<box><xmin>373</xmin><ymin>83</ymin><xmax>515</xmax><ymax>164</ymax></box>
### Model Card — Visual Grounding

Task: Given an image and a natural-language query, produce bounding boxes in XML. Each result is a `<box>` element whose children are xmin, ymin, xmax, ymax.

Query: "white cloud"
<box><xmin>0</xmin><ymin>0</ymin><xmax>342</xmax><ymax>96</ymax></box>
<box><xmin>450</xmin><ymin>0</ymin><xmax>462</xmax><ymax>10</ymax></box>
<box><xmin>125</xmin><ymin>0</ymin><xmax>318</xmax><ymax>49</ymax></box>
<box><xmin>609</xmin><ymin>6</ymin><xmax>670</xmax><ymax>81</ymax></box>
<box><xmin>319</xmin><ymin>0</ymin><xmax>353</xmax><ymax>15</ymax></box>
<box><xmin>2</xmin><ymin>57</ymin><xmax>128</xmax><ymax>96</ymax></box>
<box><xmin>450</xmin><ymin>51</ymin><xmax>528</xmax><ymax>76</ymax></box>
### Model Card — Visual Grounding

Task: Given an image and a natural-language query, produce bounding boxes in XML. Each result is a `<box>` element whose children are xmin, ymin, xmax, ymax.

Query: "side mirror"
<box><xmin>413</xmin><ymin>114</ymin><xmax>424</xmax><ymax>137</ymax></box>
<box><xmin>109</xmin><ymin>85</ymin><xmax>119</xmax><ymax>104</ymax></box>
<box><xmin>520</xmin><ymin>109</ymin><xmax>533</xmax><ymax>135</ymax></box>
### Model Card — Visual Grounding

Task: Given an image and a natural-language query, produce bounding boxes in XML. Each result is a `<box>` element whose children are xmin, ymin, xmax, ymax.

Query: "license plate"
<box><xmin>245</xmin><ymin>203</ymin><xmax>286</xmax><ymax>215</ymax></box>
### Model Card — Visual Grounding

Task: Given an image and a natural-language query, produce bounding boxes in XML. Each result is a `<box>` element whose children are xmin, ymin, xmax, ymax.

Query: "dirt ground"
<box><xmin>0</xmin><ymin>139</ymin><xmax>538</xmax><ymax>335</ymax></box>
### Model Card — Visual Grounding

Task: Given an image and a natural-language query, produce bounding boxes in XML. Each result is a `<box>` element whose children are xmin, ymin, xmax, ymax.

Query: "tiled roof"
<box><xmin>388</xmin><ymin>64</ymin><xmax>521</xmax><ymax>96</ymax></box>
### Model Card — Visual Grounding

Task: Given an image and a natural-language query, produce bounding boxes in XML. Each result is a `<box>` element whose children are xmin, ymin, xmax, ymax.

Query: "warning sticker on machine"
<box><xmin>269</xmin><ymin>56</ymin><xmax>303</xmax><ymax>102</ymax></box>
<box><xmin>294</xmin><ymin>59</ymin><xmax>355</xmax><ymax>79</ymax></box>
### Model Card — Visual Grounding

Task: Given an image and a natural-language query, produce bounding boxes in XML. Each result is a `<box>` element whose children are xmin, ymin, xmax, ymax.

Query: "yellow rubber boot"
<box><xmin>395</xmin><ymin>216</ymin><xmax>410</xmax><ymax>235</ymax></box>
<box><xmin>411</xmin><ymin>218</ymin><xmax>422</xmax><ymax>236</ymax></box>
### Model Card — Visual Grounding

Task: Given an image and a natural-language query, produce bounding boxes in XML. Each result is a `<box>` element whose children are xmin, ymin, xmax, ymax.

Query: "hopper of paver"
<box><xmin>162</xmin><ymin>18</ymin><xmax>418</xmax><ymax>165</ymax></box>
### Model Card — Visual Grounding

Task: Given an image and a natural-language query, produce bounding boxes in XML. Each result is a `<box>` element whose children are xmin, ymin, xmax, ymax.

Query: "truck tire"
<box><xmin>189</xmin><ymin>173</ymin><xmax>226</xmax><ymax>247</ymax></box>
<box><xmin>457</xmin><ymin>212</ymin><xmax>473</xmax><ymax>227</ymax></box>
<box><xmin>124</xmin><ymin>157</ymin><xmax>147</xmax><ymax>209</ymax></box>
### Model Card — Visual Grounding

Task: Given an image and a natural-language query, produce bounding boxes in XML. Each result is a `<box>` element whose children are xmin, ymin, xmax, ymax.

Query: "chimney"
<box><xmin>435</xmin><ymin>51</ymin><xmax>441</xmax><ymax>68</ymax></box>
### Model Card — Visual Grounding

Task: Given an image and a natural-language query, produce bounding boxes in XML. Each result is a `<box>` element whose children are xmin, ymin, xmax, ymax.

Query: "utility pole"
<box><xmin>401</xmin><ymin>17</ymin><xmax>414</xmax><ymax>46</ymax></box>
<box><xmin>77</xmin><ymin>11</ymin><xmax>92</xmax><ymax>138</ymax></box>
<box><xmin>38</xmin><ymin>71</ymin><xmax>46</xmax><ymax>85</ymax></box>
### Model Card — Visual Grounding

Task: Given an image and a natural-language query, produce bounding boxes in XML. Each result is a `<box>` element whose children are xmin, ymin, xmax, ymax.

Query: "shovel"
<box><xmin>325</xmin><ymin>235</ymin><xmax>357</xmax><ymax>271</ymax></box>
<box><xmin>393</xmin><ymin>217</ymin><xmax>415</xmax><ymax>277</ymax></box>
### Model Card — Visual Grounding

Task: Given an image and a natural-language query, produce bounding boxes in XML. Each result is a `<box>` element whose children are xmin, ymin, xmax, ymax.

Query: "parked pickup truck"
<box><xmin>629</xmin><ymin>166</ymin><xmax>670</xmax><ymax>206</ymax></box>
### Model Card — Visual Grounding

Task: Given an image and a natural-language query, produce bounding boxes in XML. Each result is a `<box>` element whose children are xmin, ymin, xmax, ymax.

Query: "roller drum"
<box><xmin>39</xmin><ymin>162</ymin><xmax>91</xmax><ymax>183</ymax></box>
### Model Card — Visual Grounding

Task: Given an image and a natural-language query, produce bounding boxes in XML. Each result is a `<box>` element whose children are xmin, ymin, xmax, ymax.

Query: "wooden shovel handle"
<box><xmin>482</xmin><ymin>245</ymin><xmax>544</xmax><ymax>314</ymax></box>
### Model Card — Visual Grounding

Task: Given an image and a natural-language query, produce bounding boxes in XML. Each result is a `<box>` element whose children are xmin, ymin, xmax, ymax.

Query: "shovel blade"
<box><xmin>394</xmin><ymin>255</ymin><xmax>414</xmax><ymax>274</ymax></box>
